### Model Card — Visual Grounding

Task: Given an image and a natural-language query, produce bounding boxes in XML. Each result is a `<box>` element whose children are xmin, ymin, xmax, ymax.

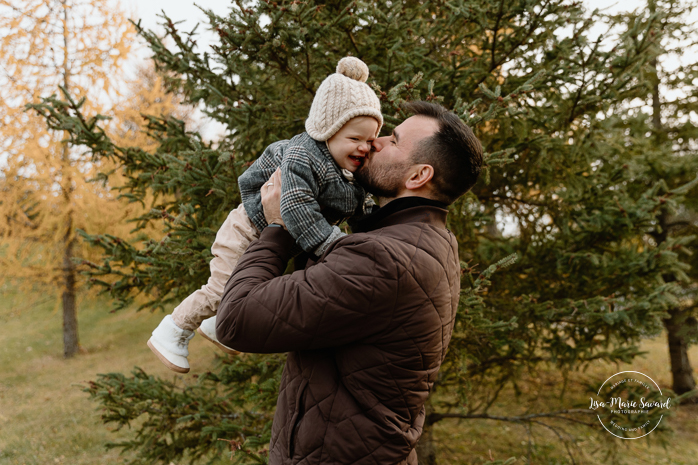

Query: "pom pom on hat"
<box><xmin>336</xmin><ymin>57</ymin><xmax>369</xmax><ymax>82</ymax></box>
<box><xmin>305</xmin><ymin>57</ymin><xmax>383</xmax><ymax>142</ymax></box>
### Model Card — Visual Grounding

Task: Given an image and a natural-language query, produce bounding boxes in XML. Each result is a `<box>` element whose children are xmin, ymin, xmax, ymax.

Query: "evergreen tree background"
<box><xmin>640</xmin><ymin>0</ymin><xmax>698</xmax><ymax>399</ymax></box>
<box><xmin>31</xmin><ymin>0</ymin><xmax>698</xmax><ymax>463</ymax></box>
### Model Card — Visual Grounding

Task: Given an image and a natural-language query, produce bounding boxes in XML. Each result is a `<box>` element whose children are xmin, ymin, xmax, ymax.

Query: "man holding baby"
<box><xmin>215</xmin><ymin>81</ymin><xmax>483</xmax><ymax>463</ymax></box>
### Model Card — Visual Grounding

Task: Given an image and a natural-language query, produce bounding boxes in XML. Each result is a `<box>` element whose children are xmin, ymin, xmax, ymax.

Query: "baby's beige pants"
<box><xmin>171</xmin><ymin>203</ymin><xmax>260</xmax><ymax>331</ymax></box>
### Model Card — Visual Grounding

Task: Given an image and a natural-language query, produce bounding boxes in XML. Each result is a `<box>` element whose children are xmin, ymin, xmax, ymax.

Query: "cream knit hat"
<box><xmin>305</xmin><ymin>57</ymin><xmax>383</xmax><ymax>142</ymax></box>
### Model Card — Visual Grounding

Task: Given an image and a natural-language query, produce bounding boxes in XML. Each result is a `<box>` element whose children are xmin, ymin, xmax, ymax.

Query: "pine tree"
<box><xmin>0</xmin><ymin>0</ymin><xmax>135</xmax><ymax>357</ymax></box>
<box><xmin>639</xmin><ymin>0</ymin><xmax>698</xmax><ymax>399</ymax></box>
<box><xmin>31</xmin><ymin>0</ymin><xmax>697</xmax><ymax>463</ymax></box>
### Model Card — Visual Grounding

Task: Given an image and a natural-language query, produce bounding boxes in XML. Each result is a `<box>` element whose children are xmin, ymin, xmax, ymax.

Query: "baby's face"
<box><xmin>326</xmin><ymin>116</ymin><xmax>379</xmax><ymax>173</ymax></box>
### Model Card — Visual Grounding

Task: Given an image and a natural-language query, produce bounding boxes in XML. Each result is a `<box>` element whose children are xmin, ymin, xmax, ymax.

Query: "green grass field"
<box><xmin>430</xmin><ymin>337</ymin><xmax>698</xmax><ymax>465</ymax></box>
<box><xmin>0</xmin><ymin>291</ymin><xmax>221</xmax><ymax>465</ymax></box>
<box><xmin>0</xmin><ymin>290</ymin><xmax>696</xmax><ymax>464</ymax></box>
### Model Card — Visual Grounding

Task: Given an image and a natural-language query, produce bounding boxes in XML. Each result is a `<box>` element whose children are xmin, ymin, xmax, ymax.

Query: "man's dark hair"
<box><xmin>402</xmin><ymin>101</ymin><xmax>483</xmax><ymax>204</ymax></box>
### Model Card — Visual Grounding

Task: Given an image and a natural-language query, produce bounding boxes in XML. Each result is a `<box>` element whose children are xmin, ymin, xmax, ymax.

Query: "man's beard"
<box><xmin>354</xmin><ymin>156</ymin><xmax>410</xmax><ymax>199</ymax></box>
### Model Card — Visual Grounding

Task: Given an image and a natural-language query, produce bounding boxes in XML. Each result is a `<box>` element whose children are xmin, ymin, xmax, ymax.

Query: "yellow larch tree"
<box><xmin>0</xmin><ymin>0</ymin><xmax>136</xmax><ymax>357</ymax></box>
<box><xmin>112</xmin><ymin>63</ymin><xmax>198</xmax><ymax>153</ymax></box>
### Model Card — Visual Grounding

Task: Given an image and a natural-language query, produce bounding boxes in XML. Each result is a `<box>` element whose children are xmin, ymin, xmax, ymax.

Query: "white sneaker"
<box><xmin>197</xmin><ymin>315</ymin><xmax>239</xmax><ymax>355</ymax></box>
<box><xmin>147</xmin><ymin>315</ymin><xmax>195</xmax><ymax>373</ymax></box>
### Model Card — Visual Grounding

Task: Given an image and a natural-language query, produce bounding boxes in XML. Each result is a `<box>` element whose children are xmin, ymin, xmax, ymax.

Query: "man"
<box><xmin>216</xmin><ymin>101</ymin><xmax>483</xmax><ymax>464</ymax></box>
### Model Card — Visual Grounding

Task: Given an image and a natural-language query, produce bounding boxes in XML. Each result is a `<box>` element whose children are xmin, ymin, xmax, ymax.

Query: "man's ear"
<box><xmin>405</xmin><ymin>164</ymin><xmax>434</xmax><ymax>190</ymax></box>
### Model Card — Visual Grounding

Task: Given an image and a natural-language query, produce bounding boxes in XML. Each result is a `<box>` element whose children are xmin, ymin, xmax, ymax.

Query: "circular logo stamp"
<box><xmin>589</xmin><ymin>371</ymin><xmax>672</xmax><ymax>439</ymax></box>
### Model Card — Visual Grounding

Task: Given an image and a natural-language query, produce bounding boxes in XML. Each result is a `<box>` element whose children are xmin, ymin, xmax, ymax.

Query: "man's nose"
<box><xmin>371</xmin><ymin>136</ymin><xmax>389</xmax><ymax>152</ymax></box>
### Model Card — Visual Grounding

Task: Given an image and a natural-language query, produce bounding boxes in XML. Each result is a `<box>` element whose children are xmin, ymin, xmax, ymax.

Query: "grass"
<box><xmin>0</xmin><ymin>289</ymin><xmax>697</xmax><ymax>464</ymax></box>
<box><xmin>0</xmin><ymin>290</ymin><xmax>220</xmax><ymax>465</ymax></box>
<box><xmin>430</xmin><ymin>337</ymin><xmax>698</xmax><ymax>464</ymax></box>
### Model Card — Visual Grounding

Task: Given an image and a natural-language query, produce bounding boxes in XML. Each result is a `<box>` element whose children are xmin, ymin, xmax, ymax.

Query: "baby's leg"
<box><xmin>171</xmin><ymin>203</ymin><xmax>260</xmax><ymax>331</ymax></box>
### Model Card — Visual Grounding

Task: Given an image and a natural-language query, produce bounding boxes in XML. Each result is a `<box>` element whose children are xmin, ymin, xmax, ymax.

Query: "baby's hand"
<box><xmin>261</xmin><ymin>168</ymin><xmax>286</xmax><ymax>228</ymax></box>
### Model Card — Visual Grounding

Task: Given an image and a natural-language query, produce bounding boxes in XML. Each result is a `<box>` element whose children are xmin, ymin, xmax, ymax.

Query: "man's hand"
<box><xmin>261</xmin><ymin>168</ymin><xmax>286</xmax><ymax>228</ymax></box>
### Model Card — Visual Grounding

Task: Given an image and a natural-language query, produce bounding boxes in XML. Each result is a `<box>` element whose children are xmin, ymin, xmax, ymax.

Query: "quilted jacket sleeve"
<box><xmin>216</xmin><ymin>226</ymin><xmax>398</xmax><ymax>353</ymax></box>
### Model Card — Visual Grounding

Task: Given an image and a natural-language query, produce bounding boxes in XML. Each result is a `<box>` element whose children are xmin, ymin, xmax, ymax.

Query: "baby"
<box><xmin>148</xmin><ymin>57</ymin><xmax>383</xmax><ymax>373</ymax></box>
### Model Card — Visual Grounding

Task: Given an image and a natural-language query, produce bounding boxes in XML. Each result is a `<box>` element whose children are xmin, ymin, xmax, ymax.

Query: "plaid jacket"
<box><xmin>238</xmin><ymin>132</ymin><xmax>372</xmax><ymax>256</ymax></box>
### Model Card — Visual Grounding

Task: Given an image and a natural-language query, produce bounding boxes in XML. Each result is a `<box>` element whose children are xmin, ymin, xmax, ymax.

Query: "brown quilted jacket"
<box><xmin>217</xmin><ymin>197</ymin><xmax>460</xmax><ymax>465</ymax></box>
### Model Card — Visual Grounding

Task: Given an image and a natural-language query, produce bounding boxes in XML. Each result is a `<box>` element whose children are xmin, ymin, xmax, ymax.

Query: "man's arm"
<box><xmin>215</xmin><ymin>225</ymin><xmax>398</xmax><ymax>354</ymax></box>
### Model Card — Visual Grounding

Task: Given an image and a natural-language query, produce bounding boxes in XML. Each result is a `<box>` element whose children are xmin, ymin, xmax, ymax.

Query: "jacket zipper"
<box><xmin>288</xmin><ymin>378</ymin><xmax>309</xmax><ymax>459</ymax></box>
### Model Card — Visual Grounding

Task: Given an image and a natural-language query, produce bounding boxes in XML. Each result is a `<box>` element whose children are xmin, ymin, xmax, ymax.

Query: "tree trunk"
<box><xmin>657</xmin><ymin>210</ymin><xmax>696</xmax><ymax>398</ymax></box>
<box><xmin>664</xmin><ymin>308</ymin><xmax>697</xmax><ymax>395</ymax></box>
<box><xmin>60</xmin><ymin>0</ymin><xmax>79</xmax><ymax>358</ymax></box>
<box><xmin>416</xmin><ymin>404</ymin><xmax>437</xmax><ymax>465</ymax></box>
<box><xmin>62</xmin><ymin>217</ymin><xmax>79</xmax><ymax>358</ymax></box>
